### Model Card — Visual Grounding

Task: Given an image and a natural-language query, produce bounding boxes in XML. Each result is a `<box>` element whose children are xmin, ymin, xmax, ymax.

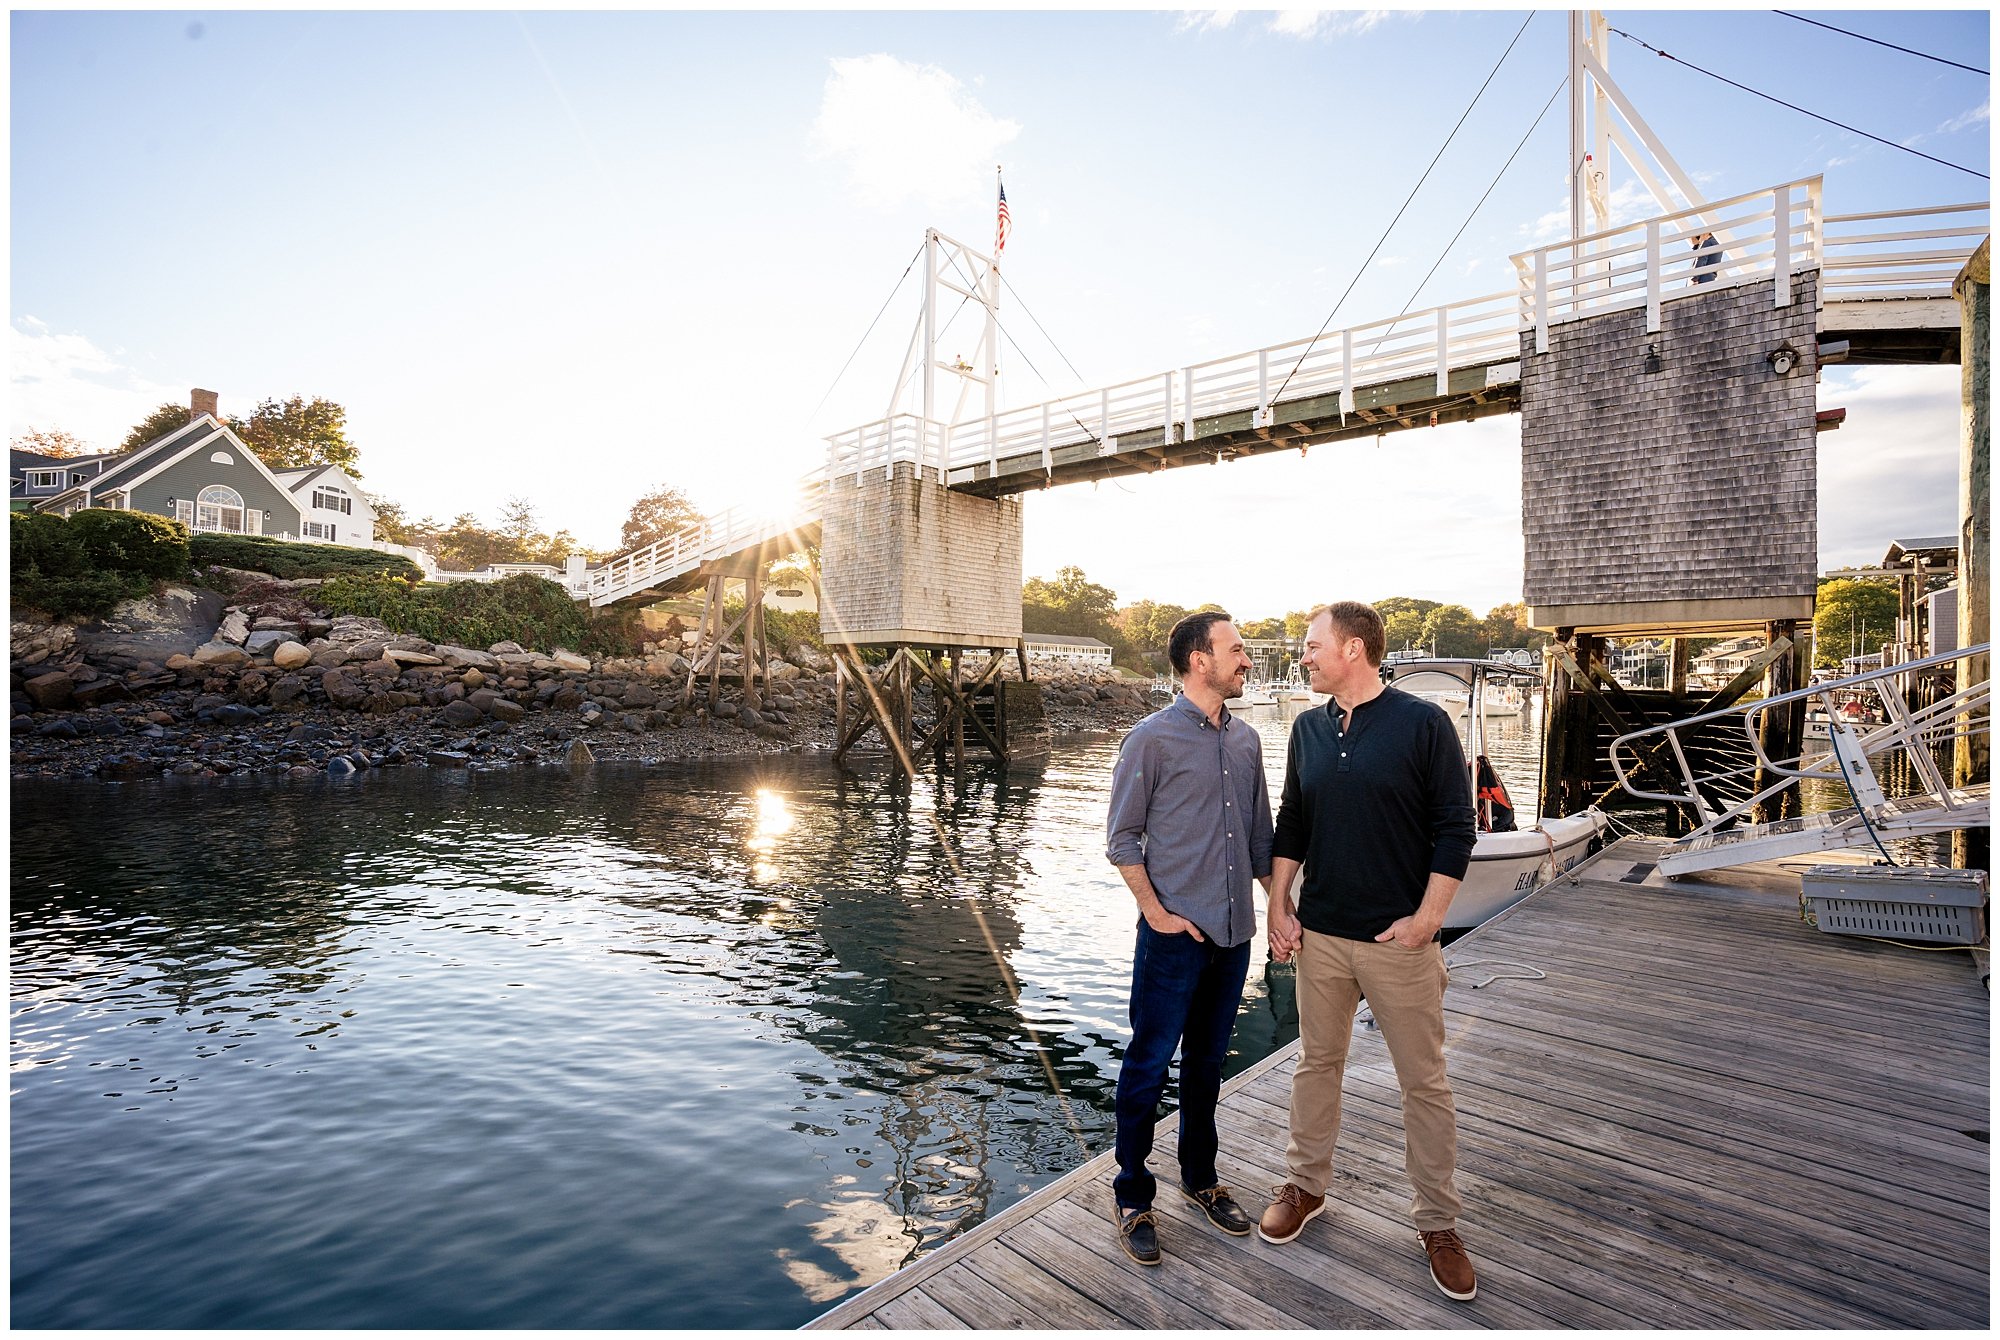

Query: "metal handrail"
<box><xmin>1609</xmin><ymin>643</ymin><xmax>1990</xmax><ymax>832</ymax></box>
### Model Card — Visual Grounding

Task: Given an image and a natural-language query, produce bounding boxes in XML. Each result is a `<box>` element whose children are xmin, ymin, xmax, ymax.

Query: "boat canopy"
<box><xmin>1380</xmin><ymin>658</ymin><xmax>1544</xmax><ymax>694</ymax></box>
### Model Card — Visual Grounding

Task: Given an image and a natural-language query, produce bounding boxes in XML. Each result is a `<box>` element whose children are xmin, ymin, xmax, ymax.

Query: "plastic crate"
<box><xmin>1800</xmin><ymin>865</ymin><xmax>1989</xmax><ymax>945</ymax></box>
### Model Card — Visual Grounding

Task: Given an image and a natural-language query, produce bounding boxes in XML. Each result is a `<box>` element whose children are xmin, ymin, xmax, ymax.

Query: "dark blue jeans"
<box><xmin>1112</xmin><ymin>920</ymin><xmax>1252</xmax><ymax>1210</ymax></box>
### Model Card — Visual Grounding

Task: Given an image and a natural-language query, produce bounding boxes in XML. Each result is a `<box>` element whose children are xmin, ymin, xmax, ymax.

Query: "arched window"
<box><xmin>196</xmin><ymin>484</ymin><xmax>247</xmax><ymax>534</ymax></box>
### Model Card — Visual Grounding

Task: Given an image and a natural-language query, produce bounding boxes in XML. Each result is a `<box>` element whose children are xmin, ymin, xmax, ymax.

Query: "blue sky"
<box><xmin>10</xmin><ymin>7</ymin><xmax>1991</xmax><ymax>618</ymax></box>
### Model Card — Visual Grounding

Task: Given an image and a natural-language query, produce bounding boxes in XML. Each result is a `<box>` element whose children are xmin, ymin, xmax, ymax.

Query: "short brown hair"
<box><xmin>1168</xmin><ymin>610</ymin><xmax>1232</xmax><ymax>676</ymax></box>
<box><xmin>1313</xmin><ymin>601</ymin><xmax>1386</xmax><ymax>667</ymax></box>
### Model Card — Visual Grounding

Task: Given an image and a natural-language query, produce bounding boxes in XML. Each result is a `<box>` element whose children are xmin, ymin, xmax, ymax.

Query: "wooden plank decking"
<box><xmin>809</xmin><ymin>839</ymin><xmax>1990</xmax><ymax>1329</ymax></box>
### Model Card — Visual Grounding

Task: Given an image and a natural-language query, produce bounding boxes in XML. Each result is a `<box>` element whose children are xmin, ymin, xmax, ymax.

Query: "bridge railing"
<box><xmin>586</xmin><ymin>478</ymin><xmax>826</xmax><ymax>606</ymax></box>
<box><xmin>1512</xmin><ymin>176</ymin><xmax>1826</xmax><ymax>351</ymax></box>
<box><xmin>1820</xmin><ymin>199</ymin><xmax>1990</xmax><ymax>304</ymax></box>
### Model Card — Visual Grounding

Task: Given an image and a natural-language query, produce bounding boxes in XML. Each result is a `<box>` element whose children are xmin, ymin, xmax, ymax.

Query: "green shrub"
<box><xmin>67</xmin><ymin>508</ymin><xmax>190</xmax><ymax>579</ymax></box>
<box><xmin>9</xmin><ymin>511</ymin><xmax>157</xmax><ymax>618</ymax></box>
<box><xmin>316</xmin><ymin>573</ymin><xmax>641</xmax><ymax>658</ymax></box>
<box><xmin>762</xmin><ymin>607</ymin><xmax>825</xmax><ymax>658</ymax></box>
<box><xmin>188</xmin><ymin>532</ymin><xmax>421</xmax><ymax>581</ymax></box>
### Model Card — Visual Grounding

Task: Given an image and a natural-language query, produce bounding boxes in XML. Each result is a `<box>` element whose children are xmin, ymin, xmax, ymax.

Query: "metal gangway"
<box><xmin>1609</xmin><ymin>644</ymin><xmax>1990</xmax><ymax>876</ymax></box>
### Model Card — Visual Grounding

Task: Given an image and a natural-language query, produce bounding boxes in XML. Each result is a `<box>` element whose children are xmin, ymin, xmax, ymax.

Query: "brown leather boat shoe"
<box><xmin>1419</xmin><ymin>1228</ymin><xmax>1478</xmax><ymax>1300</ymax></box>
<box><xmin>1256</xmin><ymin>1182</ymin><xmax>1325</xmax><ymax>1244</ymax></box>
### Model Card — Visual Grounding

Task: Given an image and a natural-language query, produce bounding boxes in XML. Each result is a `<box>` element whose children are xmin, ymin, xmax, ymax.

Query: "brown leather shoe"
<box><xmin>1256</xmin><ymin>1182</ymin><xmax>1325</xmax><ymax>1244</ymax></box>
<box><xmin>1419</xmin><ymin>1228</ymin><xmax>1478</xmax><ymax>1300</ymax></box>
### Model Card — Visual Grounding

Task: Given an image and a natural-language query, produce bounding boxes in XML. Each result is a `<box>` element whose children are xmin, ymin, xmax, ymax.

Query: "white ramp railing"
<box><xmin>1821</xmin><ymin>199</ymin><xmax>1990</xmax><ymax>304</ymax></box>
<box><xmin>586</xmin><ymin>477</ymin><xmax>825</xmax><ymax>607</ymax></box>
<box><xmin>1609</xmin><ymin>645</ymin><xmax>1990</xmax><ymax>874</ymax></box>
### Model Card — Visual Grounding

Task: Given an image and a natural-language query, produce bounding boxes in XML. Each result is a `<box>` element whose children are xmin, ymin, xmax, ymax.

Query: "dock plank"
<box><xmin>807</xmin><ymin>841</ymin><xmax>1989</xmax><ymax>1329</ymax></box>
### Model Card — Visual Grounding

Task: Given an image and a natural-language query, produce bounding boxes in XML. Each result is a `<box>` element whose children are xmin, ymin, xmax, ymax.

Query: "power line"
<box><xmin>1611</xmin><ymin>27</ymin><xmax>1990</xmax><ymax>181</ymax></box>
<box><xmin>1774</xmin><ymin>11</ymin><xmax>1988</xmax><ymax>77</ymax></box>
<box><xmin>1272</xmin><ymin>10</ymin><xmax>1538</xmax><ymax>404</ymax></box>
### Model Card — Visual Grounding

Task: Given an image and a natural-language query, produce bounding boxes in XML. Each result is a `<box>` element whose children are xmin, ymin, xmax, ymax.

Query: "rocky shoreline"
<box><xmin>10</xmin><ymin>583</ymin><xmax>1162</xmax><ymax>782</ymax></box>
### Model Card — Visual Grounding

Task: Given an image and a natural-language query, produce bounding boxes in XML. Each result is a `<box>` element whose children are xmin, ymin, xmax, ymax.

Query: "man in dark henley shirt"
<box><xmin>1256</xmin><ymin>601</ymin><xmax>1481</xmax><ymax>1304</ymax></box>
<box><xmin>1102</xmin><ymin>612</ymin><xmax>1273</xmax><ymax>1267</ymax></box>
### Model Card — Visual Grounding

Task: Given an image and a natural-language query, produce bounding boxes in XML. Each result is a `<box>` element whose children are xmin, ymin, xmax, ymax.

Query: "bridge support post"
<box><xmin>1955</xmin><ymin>239</ymin><xmax>1989</xmax><ymax>873</ymax></box>
<box><xmin>1752</xmin><ymin>619</ymin><xmax>1807</xmax><ymax>825</ymax></box>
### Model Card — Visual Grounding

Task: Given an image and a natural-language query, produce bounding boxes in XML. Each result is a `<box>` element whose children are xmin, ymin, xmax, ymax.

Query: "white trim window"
<box><xmin>302</xmin><ymin>520</ymin><xmax>337</xmax><ymax>542</ymax></box>
<box><xmin>24</xmin><ymin>469</ymin><xmax>65</xmax><ymax>489</ymax></box>
<box><xmin>311</xmin><ymin>485</ymin><xmax>353</xmax><ymax>515</ymax></box>
<box><xmin>190</xmin><ymin>484</ymin><xmax>261</xmax><ymax>535</ymax></box>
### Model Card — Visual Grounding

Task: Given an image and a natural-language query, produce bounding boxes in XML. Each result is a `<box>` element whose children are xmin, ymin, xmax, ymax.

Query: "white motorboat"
<box><xmin>1381</xmin><ymin>658</ymin><xmax>1609</xmax><ymax>929</ymax></box>
<box><xmin>1225</xmin><ymin>683</ymin><xmax>1279</xmax><ymax>709</ymax></box>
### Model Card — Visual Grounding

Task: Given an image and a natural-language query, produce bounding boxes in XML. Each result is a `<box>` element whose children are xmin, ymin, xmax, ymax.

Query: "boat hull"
<box><xmin>1446</xmin><ymin>809</ymin><xmax>1609</xmax><ymax>929</ymax></box>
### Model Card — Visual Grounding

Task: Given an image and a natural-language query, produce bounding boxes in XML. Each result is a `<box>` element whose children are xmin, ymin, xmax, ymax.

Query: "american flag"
<box><xmin>995</xmin><ymin>175</ymin><xmax>1012</xmax><ymax>260</ymax></box>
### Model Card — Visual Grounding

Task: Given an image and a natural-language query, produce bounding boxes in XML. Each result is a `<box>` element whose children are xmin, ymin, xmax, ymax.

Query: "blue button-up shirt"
<box><xmin>1105</xmin><ymin>694</ymin><xmax>1274</xmax><ymax>948</ymax></box>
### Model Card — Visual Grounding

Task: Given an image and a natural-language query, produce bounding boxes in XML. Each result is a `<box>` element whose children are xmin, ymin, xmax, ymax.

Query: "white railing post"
<box><xmin>1341</xmin><ymin>328</ymin><xmax>1354</xmax><ymax>415</ymax></box>
<box><xmin>1161</xmin><ymin>372</ymin><xmax>1174</xmax><ymax>445</ymax></box>
<box><xmin>986</xmin><ymin>411</ymin><xmax>998</xmax><ymax>478</ymax></box>
<box><xmin>1099</xmin><ymin>388</ymin><xmax>1111</xmax><ymax>452</ymax></box>
<box><xmin>1772</xmin><ymin>183</ymin><xmax>1791</xmax><ymax>308</ymax></box>
<box><xmin>1256</xmin><ymin>348</ymin><xmax>1270</xmax><ymax>428</ymax></box>
<box><xmin>1182</xmin><ymin>367</ymin><xmax>1196</xmax><ymax>441</ymax></box>
<box><xmin>1645</xmin><ymin>219</ymin><xmax>1662</xmax><ymax>332</ymax></box>
<box><xmin>1533</xmin><ymin>249</ymin><xmax>1550</xmax><ymax>354</ymax></box>
<box><xmin>1434</xmin><ymin>307</ymin><xmax>1450</xmax><ymax>397</ymax></box>
<box><xmin>1040</xmin><ymin>403</ymin><xmax>1052</xmax><ymax>476</ymax></box>
<box><xmin>1807</xmin><ymin>178</ymin><xmax>1825</xmax><ymax>310</ymax></box>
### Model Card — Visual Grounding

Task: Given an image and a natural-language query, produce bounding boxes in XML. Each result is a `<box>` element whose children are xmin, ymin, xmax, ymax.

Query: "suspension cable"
<box><xmin>1271</xmin><ymin>9</ymin><xmax>1537</xmax><ymax>405</ymax></box>
<box><xmin>997</xmin><ymin>272</ymin><xmax>1088</xmax><ymax>386</ymax></box>
<box><xmin>1774</xmin><ymin>11</ymin><xmax>1988</xmax><ymax>77</ymax></box>
<box><xmin>804</xmin><ymin>240</ymin><xmax>926</xmax><ymax>429</ymax></box>
<box><xmin>1611</xmin><ymin>27</ymin><xmax>1990</xmax><ymax>181</ymax></box>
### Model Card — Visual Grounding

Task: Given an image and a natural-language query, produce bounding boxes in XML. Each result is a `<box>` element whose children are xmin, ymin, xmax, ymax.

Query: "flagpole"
<box><xmin>989</xmin><ymin>164</ymin><xmax>1003</xmax><ymax>424</ymax></box>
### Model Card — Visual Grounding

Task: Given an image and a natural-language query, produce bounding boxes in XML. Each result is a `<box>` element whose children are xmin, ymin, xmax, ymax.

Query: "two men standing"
<box><xmin>1104</xmin><ymin>602</ymin><xmax>1480</xmax><ymax>1302</ymax></box>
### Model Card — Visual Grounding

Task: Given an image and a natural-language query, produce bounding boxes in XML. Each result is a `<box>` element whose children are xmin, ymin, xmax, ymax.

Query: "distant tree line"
<box><xmin>1021</xmin><ymin>565</ymin><xmax>1550</xmax><ymax>674</ymax></box>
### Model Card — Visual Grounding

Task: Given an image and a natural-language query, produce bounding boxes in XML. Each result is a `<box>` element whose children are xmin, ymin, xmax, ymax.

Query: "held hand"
<box><xmin>1267</xmin><ymin>905</ymin><xmax>1302</xmax><ymax>963</ymax></box>
<box><xmin>1374</xmin><ymin>915</ymin><xmax>1437</xmax><ymax>950</ymax></box>
<box><xmin>1143</xmin><ymin>904</ymin><xmax>1205</xmax><ymax>941</ymax></box>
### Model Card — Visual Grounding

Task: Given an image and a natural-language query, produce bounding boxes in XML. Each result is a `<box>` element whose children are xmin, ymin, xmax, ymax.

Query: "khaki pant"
<box><xmin>1285</xmin><ymin>928</ymin><xmax>1462</xmax><ymax>1231</ymax></box>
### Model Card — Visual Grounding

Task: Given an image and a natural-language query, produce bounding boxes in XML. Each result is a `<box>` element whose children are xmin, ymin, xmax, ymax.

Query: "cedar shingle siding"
<box><xmin>1519</xmin><ymin>273</ymin><xmax>1819</xmax><ymax>612</ymax></box>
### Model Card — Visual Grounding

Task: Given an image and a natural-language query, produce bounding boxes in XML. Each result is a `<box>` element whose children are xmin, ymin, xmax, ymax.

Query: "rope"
<box><xmin>1446</xmin><ymin>958</ymin><xmax>1550</xmax><ymax>989</ymax></box>
<box><xmin>1610</xmin><ymin>27</ymin><xmax>1990</xmax><ymax>181</ymax></box>
<box><xmin>1773</xmin><ymin>11</ymin><xmax>1989</xmax><ymax>77</ymax></box>
<box><xmin>1271</xmin><ymin>10</ymin><xmax>1539</xmax><ymax>405</ymax></box>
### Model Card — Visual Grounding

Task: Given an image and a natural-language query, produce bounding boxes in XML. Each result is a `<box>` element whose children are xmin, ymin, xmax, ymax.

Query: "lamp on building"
<box><xmin>1767</xmin><ymin>343</ymin><xmax>1800</xmax><ymax>376</ymax></box>
<box><xmin>1643</xmin><ymin>343</ymin><xmax>1662</xmax><ymax>375</ymax></box>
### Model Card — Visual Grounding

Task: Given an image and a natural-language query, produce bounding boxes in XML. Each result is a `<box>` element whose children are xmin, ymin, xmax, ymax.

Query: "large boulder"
<box><xmin>192</xmin><ymin>641</ymin><xmax>251</xmax><ymax>668</ymax></box>
<box><xmin>489</xmin><ymin>697</ymin><xmax>526</xmax><ymax>724</ymax></box>
<box><xmin>245</xmin><ymin>630</ymin><xmax>292</xmax><ymax>656</ymax></box>
<box><xmin>551</xmin><ymin>649</ymin><xmax>592</xmax><ymax>673</ymax></box>
<box><xmin>441</xmin><ymin>699</ymin><xmax>484</xmax><ymax>727</ymax></box>
<box><xmin>69</xmin><ymin>586</ymin><xmax>224</xmax><ymax>663</ymax></box>
<box><xmin>321</xmin><ymin>671</ymin><xmax>368</xmax><ymax>710</ymax></box>
<box><xmin>22</xmin><ymin>671</ymin><xmax>74</xmax><ymax>710</ymax></box>
<box><xmin>385</xmin><ymin>648</ymin><xmax>442</xmax><ymax>667</ymax></box>
<box><xmin>272</xmin><ymin>641</ymin><xmax>312</xmax><ymax>670</ymax></box>
<box><xmin>435</xmin><ymin>644</ymin><xmax>500</xmax><ymax>671</ymax></box>
<box><xmin>217</xmin><ymin>608</ymin><xmax>252</xmax><ymax>645</ymax></box>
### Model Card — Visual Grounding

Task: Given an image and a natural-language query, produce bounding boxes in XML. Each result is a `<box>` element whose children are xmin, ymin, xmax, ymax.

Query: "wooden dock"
<box><xmin>808</xmin><ymin>838</ymin><xmax>1990</xmax><ymax>1329</ymax></box>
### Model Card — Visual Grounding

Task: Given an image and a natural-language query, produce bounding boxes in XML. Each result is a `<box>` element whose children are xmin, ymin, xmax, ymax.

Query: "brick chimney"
<box><xmin>190</xmin><ymin>387</ymin><xmax>219</xmax><ymax>422</ymax></box>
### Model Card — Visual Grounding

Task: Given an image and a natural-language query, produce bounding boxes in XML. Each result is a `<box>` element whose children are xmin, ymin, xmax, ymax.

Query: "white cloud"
<box><xmin>1374</xmin><ymin>255</ymin><xmax>1409</xmax><ymax>268</ymax></box>
<box><xmin>1268</xmin><ymin>10</ymin><xmax>1393</xmax><ymax>40</ymax></box>
<box><xmin>1526</xmin><ymin>179</ymin><xmax>1679</xmax><ymax>243</ymax></box>
<box><xmin>1817</xmin><ymin>365</ymin><xmax>1962</xmax><ymax>568</ymax></box>
<box><xmin>810</xmin><ymin>54</ymin><xmax>1021</xmax><ymax>212</ymax></box>
<box><xmin>1938</xmin><ymin>99</ymin><xmax>1989</xmax><ymax>135</ymax></box>
<box><xmin>1175</xmin><ymin>11</ymin><xmax>1238</xmax><ymax>34</ymax></box>
<box><xmin>9</xmin><ymin>319</ymin><xmax>186</xmax><ymax>451</ymax></box>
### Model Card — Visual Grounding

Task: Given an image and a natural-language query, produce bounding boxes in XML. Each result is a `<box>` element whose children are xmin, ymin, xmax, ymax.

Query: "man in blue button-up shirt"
<box><xmin>1103</xmin><ymin>611</ymin><xmax>1274</xmax><ymax>1266</ymax></box>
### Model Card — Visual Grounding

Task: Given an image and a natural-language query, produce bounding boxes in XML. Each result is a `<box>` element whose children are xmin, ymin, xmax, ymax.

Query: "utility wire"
<box><xmin>805</xmin><ymin>241</ymin><xmax>925</xmax><ymax>428</ymax></box>
<box><xmin>1611</xmin><ymin>27</ymin><xmax>1990</xmax><ymax>181</ymax></box>
<box><xmin>1272</xmin><ymin>10</ymin><xmax>1537</xmax><ymax>404</ymax></box>
<box><xmin>1774</xmin><ymin>11</ymin><xmax>1988</xmax><ymax>77</ymax></box>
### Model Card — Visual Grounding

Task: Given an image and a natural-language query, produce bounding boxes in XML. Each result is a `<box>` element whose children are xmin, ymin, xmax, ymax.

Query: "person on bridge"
<box><xmin>1103</xmin><ymin>610</ymin><xmax>1274</xmax><ymax>1267</ymax></box>
<box><xmin>1259</xmin><ymin>601</ymin><xmax>1480</xmax><ymax>1301</ymax></box>
<box><xmin>1690</xmin><ymin>229</ymin><xmax>1722</xmax><ymax>284</ymax></box>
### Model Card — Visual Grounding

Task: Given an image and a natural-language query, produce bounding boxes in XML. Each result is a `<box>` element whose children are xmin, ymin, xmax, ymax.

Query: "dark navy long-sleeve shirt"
<box><xmin>1105</xmin><ymin>695</ymin><xmax>1274</xmax><ymax>948</ymax></box>
<box><xmin>1272</xmin><ymin>686</ymin><xmax>1477</xmax><ymax>941</ymax></box>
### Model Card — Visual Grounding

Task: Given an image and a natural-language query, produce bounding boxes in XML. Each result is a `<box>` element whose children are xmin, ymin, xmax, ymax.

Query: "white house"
<box><xmin>272</xmin><ymin>464</ymin><xmax>376</xmax><ymax>546</ymax></box>
<box><xmin>1023</xmin><ymin>633</ymin><xmax>1113</xmax><ymax>668</ymax></box>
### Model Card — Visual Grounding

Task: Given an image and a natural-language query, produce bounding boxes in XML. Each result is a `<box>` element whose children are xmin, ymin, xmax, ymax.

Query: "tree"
<box><xmin>1813</xmin><ymin>577</ymin><xmax>1899</xmax><ymax>669</ymax></box>
<box><xmin>367</xmin><ymin>496</ymin><xmax>440</xmax><ymax>550</ymax></box>
<box><xmin>1115</xmin><ymin>599</ymin><xmax>1192</xmax><ymax>669</ymax></box>
<box><xmin>498</xmin><ymin>495</ymin><xmax>539</xmax><ymax>544</ymax></box>
<box><xmin>1419</xmin><ymin>604</ymin><xmax>1484</xmax><ymax>658</ymax></box>
<box><xmin>619</xmin><ymin>485</ymin><xmax>704</xmax><ymax>552</ymax></box>
<box><xmin>1480</xmin><ymin>601</ymin><xmax>1547</xmax><ymax>653</ymax></box>
<box><xmin>1283</xmin><ymin>609</ymin><xmax>1315</xmax><ymax>640</ymax></box>
<box><xmin>120</xmin><ymin>402</ymin><xmax>192</xmax><ymax>454</ymax></box>
<box><xmin>1237</xmin><ymin>616</ymin><xmax>1286</xmax><ymax>641</ymax></box>
<box><xmin>231</xmin><ymin>395</ymin><xmax>360</xmax><ymax>477</ymax></box>
<box><xmin>11</xmin><ymin>427</ymin><xmax>94</xmax><ymax>459</ymax></box>
<box><xmin>1021</xmin><ymin>566</ymin><xmax>1119</xmax><ymax>640</ymax></box>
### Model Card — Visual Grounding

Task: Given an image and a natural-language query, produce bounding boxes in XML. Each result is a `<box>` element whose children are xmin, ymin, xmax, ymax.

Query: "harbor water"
<box><xmin>33</xmin><ymin>698</ymin><xmax>1903</xmax><ymax>1327</ymax></box>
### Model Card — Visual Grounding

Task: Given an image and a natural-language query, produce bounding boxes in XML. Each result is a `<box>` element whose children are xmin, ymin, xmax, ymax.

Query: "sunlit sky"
<box><xmin>10</xmin><ymin>6</ymin><xmax>1990</xmax><ymax>619</ymax></box>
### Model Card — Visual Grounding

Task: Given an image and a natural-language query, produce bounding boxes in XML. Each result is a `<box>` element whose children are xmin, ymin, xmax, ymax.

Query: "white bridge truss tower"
<box><xmin>886</xmin><ymin>229</ymin><xmax>1002</xmax><ymax>472</ymax></box>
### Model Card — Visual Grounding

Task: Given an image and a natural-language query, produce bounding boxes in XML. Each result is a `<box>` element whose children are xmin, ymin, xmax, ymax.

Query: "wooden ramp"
<box><xmin>808</xmin><ymin>838</ymin><xmax>1990</xmax><ymax>1329</ymax></box>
